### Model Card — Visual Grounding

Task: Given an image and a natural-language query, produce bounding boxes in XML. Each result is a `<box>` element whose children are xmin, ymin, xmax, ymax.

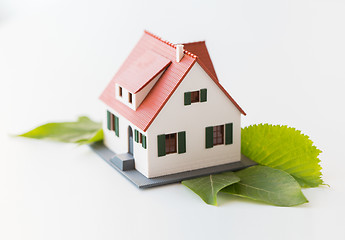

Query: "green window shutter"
<box><xmin>178</xmin><ymin>131</ymin><xmax>186</xmax><ymax>154</ymax></box>
<box><xmin>134</xmin><ymin>130</ymin><xmax>138</xmax><ymax>142</ymax></box>
<box><xmin>200</xmin><ymin>89</ymin><xmax>207</xmax><ymax>102</ymax></box>
<box><xmin>205</xmin><ymin>126</ymin><xmax>214</xmax><ymax>148</ymax></box>
<box><xmin>225</xmin><ymin>123</ymin><xmax>233</xmax><ymax>145</ymax></box>
<box><xmin>107</xmin><ymin>111</ymin><xmax>111</xmax><ymax>130</ymax></box>
<box><xmin>114</xmin><ymin>116</ymin><xmax>119</xmax><ymax>137</ymax></box>
<box><xmin>157</xmin><ymin>134</ymin><xmax>166</xmax><ymax>157</ymax></box>
<box><xmin>142</xmin><ymin>135</ymin><xmax>147</xmax><ymax>149</ymax></box>
<box><xmin>184</xmin><ymin>92</ymin><xmax>191</xmax><ymax>105</ymax></box>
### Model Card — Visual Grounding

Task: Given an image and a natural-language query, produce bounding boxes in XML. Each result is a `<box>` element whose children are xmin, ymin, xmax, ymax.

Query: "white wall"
<box><xmin>102</xmin><ymin>105</ymin><xmax>149</xmax><ymax>176</ymax></box>
<box><xmin>146</xmin><ymin>63</ymin><xmax>242</xmax><ymax>178</ymax></box>
<box><xmin>134</xmin><ymin>71</ymin><xmax>164</xmax><ymax>108</ymax></box>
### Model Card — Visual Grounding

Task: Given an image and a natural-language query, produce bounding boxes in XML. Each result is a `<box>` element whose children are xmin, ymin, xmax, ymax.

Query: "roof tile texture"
<box><xmin>183</xmin><ymin>41</ymin><xmax>218</xmax><ymax>81</ymax></box>
<box><xmin>115</xmin><ymin>51</ymin><xmax>171</xmax><ymax>93</ymax></box>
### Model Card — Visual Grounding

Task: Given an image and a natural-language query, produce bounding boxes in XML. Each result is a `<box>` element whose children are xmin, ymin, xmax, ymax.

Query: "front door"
<box><xmin>128</xmin><ymin>126</ymin><xmax>133</xmax><ymax>155</ymax></box>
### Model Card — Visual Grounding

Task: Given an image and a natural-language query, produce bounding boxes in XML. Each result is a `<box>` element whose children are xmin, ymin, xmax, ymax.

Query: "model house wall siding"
<box><xmin>103</xmin><ymin>106</ymin><xmax>149</xmax><ymax>176</ymax></box>
<box><xmin>146</xmin><ymin>63</ymin><xmax>241</xmax><ymax>178</ymax></box>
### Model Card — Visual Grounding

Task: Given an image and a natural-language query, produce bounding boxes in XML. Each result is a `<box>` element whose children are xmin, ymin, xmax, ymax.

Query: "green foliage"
<box><xmin>221</xmin><ymin>166</ymin><xmax>308</xmax><ymax>206</ymax></box>
<box><xmin>241</xmin><ymin>124</ymin><xmax>323</xmax><ymax>187</ymax></box>
<box><xmin>19</xmin><ymin>117</ymin><xmax>323</xmax><ymax>207</ymax></box>
<box><xmin>183</xmin><ymin>124</ymin><xmax>323</xmax><ymax>206</ymax></box>
<box><xmin>182</xmin><ymin>172</ymin><xmax>240</xmax><ymax>205</ymax></box>
<box><xmin>18</xmin><ymin>116</ymin><xmax>103</xmax><ymax>145</ymax></box>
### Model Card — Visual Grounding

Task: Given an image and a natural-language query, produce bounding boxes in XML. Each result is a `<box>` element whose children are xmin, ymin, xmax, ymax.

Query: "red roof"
<box><xmin>183</xmin><ymin>41</ymin><xmax>218</xmax><ymax>81</ymax></box>
<box><xmin>100</xmin><ymin>31</ymin><xmax>246</xmax><ymax>131</ymax></box>
<box><xmin>115</xmin><ymin>50</ymin><xmax>171</xmax><ymax>93</ymax></box>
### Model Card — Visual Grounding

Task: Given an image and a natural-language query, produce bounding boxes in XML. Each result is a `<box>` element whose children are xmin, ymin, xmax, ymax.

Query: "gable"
<box><xmin>146</xmin><ymin>62</ymin><xmax>243</xmax><ymax>177</ymax></box>
<box><xmin>149</xmin><ymin>62</ymin><xmax>243</xmax><ymax>133</ymax></box>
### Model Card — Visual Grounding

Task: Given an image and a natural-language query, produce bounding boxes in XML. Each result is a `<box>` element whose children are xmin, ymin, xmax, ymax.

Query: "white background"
<box><xmin>1</xmin><ymin>0</ymin><xmax>345</xmax><ymax>239</ymax></box>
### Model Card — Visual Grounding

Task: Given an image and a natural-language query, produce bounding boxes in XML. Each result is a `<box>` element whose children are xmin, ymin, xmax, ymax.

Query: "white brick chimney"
<box><xmin>176</xmin><ymin>44</ymin><xmax>184</xmax><ymax>62</ymax></box>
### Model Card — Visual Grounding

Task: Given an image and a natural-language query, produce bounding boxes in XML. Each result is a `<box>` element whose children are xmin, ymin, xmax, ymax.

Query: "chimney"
<box><xmin>176</xmin><ymin>44</ymin><xmax>184</xmax><ymax>62</ymax></box>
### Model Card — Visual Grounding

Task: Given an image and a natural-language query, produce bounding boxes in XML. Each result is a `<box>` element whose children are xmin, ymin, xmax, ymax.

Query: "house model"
<box><xmin>99</xmin><ymin>31</ymin><xmax>246</xmax><ymax>180</ymax></box>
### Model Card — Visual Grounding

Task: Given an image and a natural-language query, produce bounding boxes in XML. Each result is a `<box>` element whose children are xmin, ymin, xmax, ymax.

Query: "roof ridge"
<box><xmin>144</xmin><ymin>30</ymin><xmax>198</xmax><ymax>59</ymax></box>
<box><xmin>182</xmin><ymin>40</ymin><xmax>206</xmax><ymax>45</ymax></box>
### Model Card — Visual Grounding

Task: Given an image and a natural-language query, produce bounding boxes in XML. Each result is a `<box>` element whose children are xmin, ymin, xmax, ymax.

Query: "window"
<box><xmin>157</xmin><ymin>131</ymin><xmax>186</xmax><ymax>157</ymax></box>
<box><xmin>205</xmin><ymin>123</ymin><xmax>233</xmax><ymax>148</ymax></box>
<box><xmin>191</xmin><ymin>90</ymin><xmax>199</xmax><ymax>103</ymax></box>
<box><xmin>107</xmin><ymin>111</ymin><xmax>119</xmax><ymax>137</ymax></box>
<box><xmin>184</xmin><ymin>89</ymin><xmax>207</xmax><ymax>105</ymax></box>
<box><xmin>128</xmin><ymin>92</ymin><xmax>133</xmax><ymax>104</ymax></box>
<box><xmin>165</xmin><ymin>133</ymin><xmax>177</xmax><ymax>154</ymax></box>
<box><xmin>119</xmin><ymin>86</ymin><xmax>122</xmax><ymax>97</ymax></box>
<box><xmin>107</xmin><ymin>111</ymin><xmax>114</xmax><ymax>131</ymax></box>
<box><xmin>134</xmin><ymin>129</ymin><xmax>147</xmax><ymax>149</ymax></box>
<box><xmin>213</xmin><ymin>125</ymin><xmax>224</xmax><ymax>146</ymax></box>
<box><xmin>109</xmin><ymin>114</ymin><xmax>115</xmax><ymax>131</ymax></box>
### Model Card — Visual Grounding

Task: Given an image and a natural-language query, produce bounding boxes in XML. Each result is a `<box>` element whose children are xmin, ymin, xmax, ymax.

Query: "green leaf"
<box><xmin>18</xmin><ymin>116</ymin><xmax>103</xmax><ymax>145</ymax></box>
<box><xmin>222</xmin><ymin>166</ymin><xmax>308</xmax><ymax>206</ymax></box>
<box><xmin>242</xmin><ymin>124</ymin><xmax>323</xmax><ymax>187</ymax></box>
<box><xmin>182</xmin><ymin>172</ymin><xmax>240</xmax><ymax>205</ymax></box>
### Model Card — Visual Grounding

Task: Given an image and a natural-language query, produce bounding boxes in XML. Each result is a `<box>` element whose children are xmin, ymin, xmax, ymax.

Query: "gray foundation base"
<box><xmin>90</xmin><ymin>142</ymin><xmax>256</xmax><ymax>189</ymax></box>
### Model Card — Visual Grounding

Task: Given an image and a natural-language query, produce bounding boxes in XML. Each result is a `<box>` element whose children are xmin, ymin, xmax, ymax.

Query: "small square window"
<box><xmin>191</xmin><ymin>91</ymin><xmax>200</xmax><ymax>103</ymax></box>
<box><xmin>128</xmin><ymin>92</ymin><xmax>132</xmax><ymax>104</ymax></box>
<box><xmin>165</xmin><ymin>133</ymin><xmax>177</xmax><ymax>154</ymax></box>
<box><xmin>119</xmin><ymin>87</ymin><xmax>122</xmax><ymax>97</ymax></box>
<box><xmin>213</xmin><ymin>125</ymin><xmax>224</xmax><ymax>146</ymax></box>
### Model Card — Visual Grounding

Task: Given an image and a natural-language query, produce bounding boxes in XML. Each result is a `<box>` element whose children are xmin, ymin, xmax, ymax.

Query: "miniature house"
<box><xmin>100</xmin><ymin>31</ymin><xmax>246</xmax><ymax>179</ymax></box>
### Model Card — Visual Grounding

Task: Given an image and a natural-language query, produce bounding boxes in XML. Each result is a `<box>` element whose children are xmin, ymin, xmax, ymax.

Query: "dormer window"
<box><xmin>115</xmin><ymin>84</ymin><xmax>137</xmax><ymax>110</ymax></box>
<box><xmin>128</xmin><ymin>92</ymin><xmax>133</xmax><ymax>104</ymax></box>
<box><xmin>119</xmin><ymin>87</ymin><xmax>122</xmax><ymax>97</ymax></box>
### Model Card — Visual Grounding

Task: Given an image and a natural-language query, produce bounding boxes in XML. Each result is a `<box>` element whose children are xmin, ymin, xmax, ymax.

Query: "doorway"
<box><xmin>128</xmin><ymin>126</ymin><xmax>133</xmax><ymax>155</ymax></box>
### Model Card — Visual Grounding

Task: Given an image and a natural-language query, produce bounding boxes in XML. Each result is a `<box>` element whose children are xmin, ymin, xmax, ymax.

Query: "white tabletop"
<box><xmin>1</xmin><ymin>1</ymin><xmax>345</xmax><ymax>239</ymax></box>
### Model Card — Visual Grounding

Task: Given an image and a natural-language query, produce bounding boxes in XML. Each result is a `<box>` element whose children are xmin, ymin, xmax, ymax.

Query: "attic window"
<box><xmin>119</xmin><ymin>87</ymin><xmax>122</xmax><ymax>97</ymax></box>
<box><xmin>191</xmin><ymin>91</ymin><xmax>200</xmax><ymax>103</ymax></box>
<box><xmin>184</xmin><ymin>89</ymin><xmax>207</xmax><ymax>105</ymax></box>
<box><xmin>128</xmin><ymin>92</ymin><xmax>133</xmax><ymax>104</ymax></box>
